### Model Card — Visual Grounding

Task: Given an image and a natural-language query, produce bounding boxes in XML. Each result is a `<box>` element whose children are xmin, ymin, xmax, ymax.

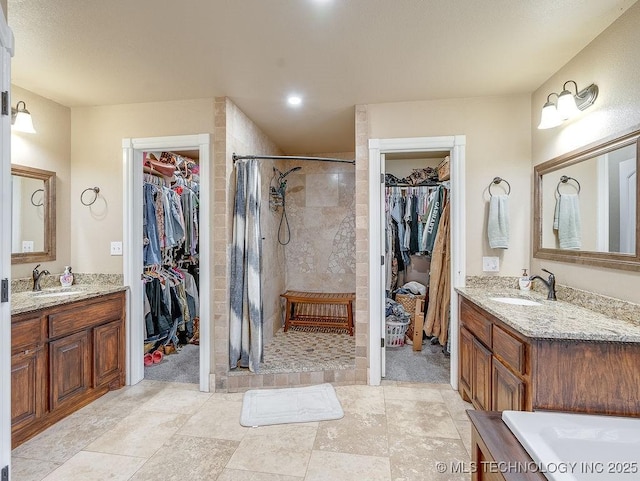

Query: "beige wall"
<box><xmin>368</xmin><ymin>95</ymin><xmax>533</xmax><ymax>277</ymax></box>
<box><xmin>282</xmin><ymin>152</ymin><xmax>356</xmax><ymax>294</ymax></box>
<box><xmin>70</xmin><ymin>98</ymin><xmax>215</xmax><ymax>274</ymax></box>
<box><xmin>11</xmin><ymin>85</ymin><xmax>71</xmax><ymax>279</ymax></box>
<box><xmin>531</xmin><ymin>1</ymin><xmax>640</xmax><ymax>302</ymax></box>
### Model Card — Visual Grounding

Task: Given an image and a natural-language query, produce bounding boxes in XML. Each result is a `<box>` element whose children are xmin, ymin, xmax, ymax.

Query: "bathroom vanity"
<box><xmin>457</xmin><ymin>288</ymin><xmax>640</xmax><ymax>416</ymax></box>
<box><xmin>10</xmin><ymin>287</ymin><xmax>126</xmax><ymax>447</ymax></box>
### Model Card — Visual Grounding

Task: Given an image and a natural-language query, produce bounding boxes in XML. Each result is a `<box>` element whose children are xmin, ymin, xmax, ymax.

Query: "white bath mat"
<box><xmin>240</xmin><ymin>383</ymin><xmax>344</xmax><ymax>427</ymax></box>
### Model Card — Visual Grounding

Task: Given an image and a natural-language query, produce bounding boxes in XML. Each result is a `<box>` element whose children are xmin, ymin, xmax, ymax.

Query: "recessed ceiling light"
<box><xmin>287</xmin><ymin>95</ymin><xmax>302</xmax><ymax>107</ymax></box>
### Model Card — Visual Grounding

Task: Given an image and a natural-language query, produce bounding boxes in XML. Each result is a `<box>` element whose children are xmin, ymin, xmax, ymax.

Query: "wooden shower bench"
<box><xmin>280</xmin><ymin>290</ymin><xmax>355</xmax><ymax>336</ymax></box>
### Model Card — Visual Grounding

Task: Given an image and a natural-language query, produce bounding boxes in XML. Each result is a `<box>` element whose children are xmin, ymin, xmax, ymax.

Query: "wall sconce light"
<box><xmin>11</xmin><ymin>100</ymin><xmax>36</xmax><ymax>133</ymax></box>
<box><xmin>537</xmin><ymin>80</ymin><xmax>598</xmax><ymax>129</ymax></box>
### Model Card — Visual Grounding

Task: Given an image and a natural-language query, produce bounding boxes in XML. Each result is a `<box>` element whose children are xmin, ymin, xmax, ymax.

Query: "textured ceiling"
<box><xmin>7</xmin><ymin>0</ymin><xmax>637</xmax><ymax>153</ymax></box>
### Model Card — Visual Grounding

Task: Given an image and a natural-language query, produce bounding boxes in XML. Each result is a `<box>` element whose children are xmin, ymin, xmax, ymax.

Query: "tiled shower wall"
<box><xmin>279</xmin><ymin>153</ymin><xmax>356</xmax><ymax>294</ymax></box>
<box><xmin>213</xmin><ymin>97</ymin><xmax>284</xmax><ymax>390</ymax></box>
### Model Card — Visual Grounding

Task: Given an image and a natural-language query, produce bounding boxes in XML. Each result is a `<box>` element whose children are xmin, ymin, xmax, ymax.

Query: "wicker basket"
<box><xmin>386</xmin><ymin>318</ymin><xmax>410</xmax><ymax>347</ymax></box>
<box><xmin>438</xmin><ymin>156</ymin><xmax>450</xmax><ymax>181</ymax></box>
<box><xmin>395</xmin><ymin>293</ymin><xmax>426</xmax><ymax>342</ymax></box>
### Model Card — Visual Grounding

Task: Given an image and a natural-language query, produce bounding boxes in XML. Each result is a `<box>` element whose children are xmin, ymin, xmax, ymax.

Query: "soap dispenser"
<box><xmin>518</xmin><ymin>269</ymin><xmax>531</xmax><ymax>291</ymax></box>
<box><xmin>60</xmin><ymin>266</ymin><xmax>74</xmax><ymax>287</ymax></box>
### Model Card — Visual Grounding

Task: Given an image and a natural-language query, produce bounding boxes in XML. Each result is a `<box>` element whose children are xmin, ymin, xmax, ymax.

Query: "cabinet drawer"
<box><xmin>492</xmin><ymin>325</ymin><xmax>525</xmax><ymax>375</ymax></box>
<box><xmin>12</xmin><ymin>315</ymin><xmax>44</xmax><ymax>353</ymax></box>
<box><xmin>460</xmin><ymin>299</ymin><xmax>492</xmax><ymax>347</ymax></box>
<box><xmin>49</xmin><ymin>295</ymin><xmax>123</xmax><ymax>338</ymax></box>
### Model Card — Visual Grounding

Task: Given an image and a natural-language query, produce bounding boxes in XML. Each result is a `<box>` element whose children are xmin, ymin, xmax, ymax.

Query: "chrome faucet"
<box><xmin>32</xmin><ymin>264</ymin><xmax>50</xmax><ymax>291</ymax></box>
<box><xmin>529</xmin><ymin>268</ymin><xmax>556</xmax><ymax>300</ymax></box>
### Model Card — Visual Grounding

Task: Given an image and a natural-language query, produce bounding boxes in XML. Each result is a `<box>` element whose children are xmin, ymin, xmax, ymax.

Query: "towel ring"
<box><xmin>556</xmin><ymin>175</ymin><xmax>581</xmax><ymax>195</ymax></box>
<box><xmin>30</xmin><ymin>189</ymin><xmax>44</xmax><ymax>207</ymax></box>
<box><xmin>488</xmin><ymin>176</ymin><xmax>511</xmax><ymax>196</ymax></box>
<box><xmin>80</xmin><ymin>187</ymin><xmax>100</xmax><ymax>206</ymax></box>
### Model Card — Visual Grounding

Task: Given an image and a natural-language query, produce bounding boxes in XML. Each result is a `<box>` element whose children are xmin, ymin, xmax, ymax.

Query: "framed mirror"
<box><xmin>534</xmin><ymin>127</ymin><xmax>639</xmax><ymax>271</ymax></box>
<box><xmin>11</xmin><ymin>164</ymin><xmax>56</xmax><ymax>264</ymax></box>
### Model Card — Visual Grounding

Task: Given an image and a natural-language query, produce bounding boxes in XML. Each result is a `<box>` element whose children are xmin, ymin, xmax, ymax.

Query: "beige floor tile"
<box><xmin>440</xmin><ymin>389</ymin><xmax>474</xmax><ymax>422</ymax></box>
<box><xmin>305</xmin><ymin>450</ymin><xmax>391</xmax><ymax>481</ymax></box>
<box><xmin>129</xmin><ymin>434</ymin><xmax>237</xmax><ymax>480</ymax></box>
<box><xmin>388</xmin><ymin>433</ymin><xmax>469</xmax><ymax>481</ymax></box>
<box><xmin>334</xmin><ymin>385</ymin><xmax>386</xmax><ymax>414</ymax></box>
<box><xmin>227</xmin><ymin>424</ymin><xmax>317</xmax><ymax>477</ymax></box>
<box><xmin>11</xmin><ymin>456</ymin><xmax>60</xmax><ymax>481</ymax></box>
<box><xmin>383</xmin><ymin>384</ymin><xmax>444</xmax><ymax>402</ymax></box>
<box><xmin>85</xmin><ymin>410</ymin><xmax>190</xmax><ymax>458</ymax></box>
<box><xmin>217</xmin><ymin>469</ymin><xmax>303</xmax><ymax>481</ymax></box>
<box><xmin>41</xmin><ymin>451</ymin><xmax>146</xmax><ymax>481</ymax></box>
<box><xmin>140</xmin><ymin>387</ymin><xmax>211</xmax><ymax>414</ymax></box>
<box><xmin>178</xmin><ymin>398</ymin><xmax>249</xmax><ymax>441</ymax></box>
<box><xmin>385</xmin><ymin>400</ymin><xmax>460</xmax><ymax>439</ymax></box>
<box><xmin>453</xmin><ymin>419</ymin><xmax>473</xmax><ymax>456</ymax></box>
<box><xmin>11</xmin><ymin>412</ymin><xmax>121</xmax><ymax>463</ymax></box>
<box><xmin>314</xmin><ymin>412</ymin><xmax>388</xmax><ymax>457</ymax></box>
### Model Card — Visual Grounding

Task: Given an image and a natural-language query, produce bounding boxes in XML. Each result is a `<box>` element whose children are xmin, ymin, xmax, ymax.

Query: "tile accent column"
<box><xmin>212</xmin><ymin>97</ymin><xmax>230</xmax><ymax>390</ymax></box>
<box><xmin>354</xmin><ymin>105</ymin><xmax>369</xmax><ymax>383</ymax></box>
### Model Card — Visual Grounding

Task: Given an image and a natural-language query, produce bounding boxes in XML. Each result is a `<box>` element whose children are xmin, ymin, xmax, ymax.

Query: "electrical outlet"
<box><xmin>110</xmin><ymin>241</ymin><xmax>123</xmax><ymax>256</ymax></box>
<box><xmin>22</xmin><ymin>240</ymin><xmax>34</xmax><ymax>252</ymax></box>
<box><xmin>482</xmin><ymin>256</ymin><xmax>500</xmax><ymax>272</ymax></box>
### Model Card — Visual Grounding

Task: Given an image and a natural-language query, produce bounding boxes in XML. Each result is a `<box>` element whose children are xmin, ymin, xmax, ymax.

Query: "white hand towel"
<box><xmin>488</xmin><ymin>194</ymin><xmax>509</xmax><ymax>249</ymax></box>
<box><xmin>554</xmin><ymin>194</ymin><xmax>581</xmax><ymax>249</ymax></box>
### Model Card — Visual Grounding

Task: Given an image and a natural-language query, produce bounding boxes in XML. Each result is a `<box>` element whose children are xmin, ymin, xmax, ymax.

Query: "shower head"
<box><xmin>280</xmin><ymin>166</ymin><xmax>302</xmax><ymax>179</ymax></box>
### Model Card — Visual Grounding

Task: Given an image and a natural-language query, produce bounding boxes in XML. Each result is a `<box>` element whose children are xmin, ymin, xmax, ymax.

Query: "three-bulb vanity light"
<box><xmin>537</xmin><ymin>80</ymin><xmax>598</xmax><ymax>130</ymax></box>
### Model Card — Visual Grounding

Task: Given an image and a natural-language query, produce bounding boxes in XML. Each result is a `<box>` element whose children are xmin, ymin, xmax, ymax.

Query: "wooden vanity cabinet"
<box><xmin>459</xmin><ymin>296</ymin><xmax>640</xmax><ymax>417</ymax></box>
<box><xmin>11</xmin><ymin>291</ymin><xmax>126</xmax><ymax>447</ymax></box>
<box><xmin>459</xmin><ymin>298</ymin><xmax>527</xmax><ymax>412</ymax></box>
<box><xmin>10</xmin><ymin>312</ymin><xmax>47</xmax><ymax>436</ymax></box>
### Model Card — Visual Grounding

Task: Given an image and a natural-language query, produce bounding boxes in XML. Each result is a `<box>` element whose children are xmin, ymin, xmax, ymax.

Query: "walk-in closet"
<box><xmin>142</xmin><ymin>150</ymin><xmax>201</xmax><ymax>384</ymax></box>
<box><xmin>383</xmin><ymin>152</ymin><xmax>452</xmax><ymax>383</ymax></box>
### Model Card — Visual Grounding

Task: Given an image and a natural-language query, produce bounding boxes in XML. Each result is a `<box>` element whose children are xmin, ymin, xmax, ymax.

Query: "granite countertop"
<box><xmin>11</xmin><ymin>284</ymin><xmax>128</xmax><ymax>316</ymax></box>
<box><xmin>456</xmin><ymin>287</ymin><xmax>640</xmax><ymax>343</ymax></box>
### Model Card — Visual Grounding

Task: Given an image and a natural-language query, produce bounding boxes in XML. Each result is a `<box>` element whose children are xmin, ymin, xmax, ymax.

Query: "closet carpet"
<box><xmin>384</xmin><ymin>340</ymin><xmax>450</xmax><ymax>384</ymax></box>
<box><xmin>144</xmin><ymin>344</ymin><xmax>199</xmax><ymax>384</ymax></box>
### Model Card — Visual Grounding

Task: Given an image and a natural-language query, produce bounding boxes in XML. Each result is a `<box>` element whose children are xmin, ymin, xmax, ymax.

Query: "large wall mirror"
<box><xmin>534</xmin><ymin>127</ymin><xmax>639</xmax><ymax>271</ymax></box>
<box><xmin>11</xmin><ymin>164</ymin><xmax>56</xmax><ymax>264</ymax></box>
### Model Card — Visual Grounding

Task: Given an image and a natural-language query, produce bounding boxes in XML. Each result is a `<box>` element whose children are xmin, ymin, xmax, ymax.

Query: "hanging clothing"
<box><xmin>229</xmin><ymin>159</ymin><xmax>264</xmax><ymax>373</ymax></box>
<box><xmin>420</xmin><ymin>185</ymin><xmax>445</xmax><ymax>254</ymax></box>
<box><xmin>424</xmin><ymin>198</ymin><xmax>451</xmax><ymax>346</ymax></box>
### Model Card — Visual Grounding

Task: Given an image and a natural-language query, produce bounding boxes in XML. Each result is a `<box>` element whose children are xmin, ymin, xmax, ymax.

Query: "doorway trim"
<box><xmin>123</xmin><ymin>134</ymin><xmax>211</xmax><ymax>392</ymax></box>
<box><xmin>0</xmin><ymin>7</ymin><xmax>14</xmax><ymax>476</ymax></box>
<box><xmin>368</xmin><ymin>135</ymin><xmax>466</xmax><ymax>387</ymax></box>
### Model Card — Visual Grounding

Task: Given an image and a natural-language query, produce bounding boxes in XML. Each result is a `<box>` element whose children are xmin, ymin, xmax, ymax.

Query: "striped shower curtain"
<box><xmin>229</xmin><ymin>159</ymin><xmax>263</xmax><ymax>372</ymax></box>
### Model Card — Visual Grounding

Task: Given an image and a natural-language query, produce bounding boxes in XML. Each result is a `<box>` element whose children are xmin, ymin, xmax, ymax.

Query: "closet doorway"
<box><xmin>123</xmin><ymin>134</ymin><xmax>211</xmax><ymax>392</ymax></box>
<box><xmin>383</xmin><ymin>152</ymin><xmax>451</xmax><ymax>383</ymax></box>
<box><xmin>368</xmin><ymin>136</ymin><xmax>466</xmax><ymax>387</ymax></box>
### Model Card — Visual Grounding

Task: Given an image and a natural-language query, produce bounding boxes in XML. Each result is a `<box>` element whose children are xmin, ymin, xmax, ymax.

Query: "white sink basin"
<box><xmin>33</xmin><ymin>289</ymin><xmax>84</xmax><ymax>298</ymax></box>
<box><xmin>502</xmin><ymin>410</ymin><xmax>640</xmax><ymax>480</ymax></box>
<box><xmin>489</xmin><ymin>297</ymin><xmax>541</xmax><ymax>306</ymax></box>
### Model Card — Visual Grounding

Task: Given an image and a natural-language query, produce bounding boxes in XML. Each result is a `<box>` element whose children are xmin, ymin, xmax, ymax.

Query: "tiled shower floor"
<box><xmin>259</xmin><ymin>328</ymin><xmax>355</xmax><ymax>374</ymax></box>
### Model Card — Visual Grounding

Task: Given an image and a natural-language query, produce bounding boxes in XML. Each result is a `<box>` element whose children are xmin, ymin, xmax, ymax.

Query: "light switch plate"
<box><xmin>110</xmin><ymin>241</ymin><xmax>123</xmax><ymax>256</ymax></box>
<box><xmin>22</xmin><ymin>240</ymin><xmax>34</xmax><ymax>253</ymax></box>
<box><xmin>482</xmin><ymin>256</ymin><xmax>499</xmax><ymax>272</ymax></box>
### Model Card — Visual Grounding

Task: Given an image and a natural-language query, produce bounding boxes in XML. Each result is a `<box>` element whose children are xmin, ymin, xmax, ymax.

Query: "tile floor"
<box><xmin>11</xmin><ymin>380</ymin><xmax>473</xmax><ymax>481</ymax></box>
<box><xmin>260</xmin><ymin>329</ymin><xmax>355</xmax><ymax>373</ymax></box>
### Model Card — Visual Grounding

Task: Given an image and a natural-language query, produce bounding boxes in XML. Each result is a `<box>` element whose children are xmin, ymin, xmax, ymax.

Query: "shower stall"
<box><xmin>228</xmin><ymin>153</ymin><xmax>357</xmax><ymax>385</ymax></box>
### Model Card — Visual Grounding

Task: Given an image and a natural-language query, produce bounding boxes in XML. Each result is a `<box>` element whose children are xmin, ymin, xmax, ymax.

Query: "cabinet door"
<box><xmin>459</xmin><ymin>327</ymin><xmax>473</xmax><ymax>399</ymax></box>
<box><xmin>472</xmin><ymin>338</ymin><xmax>492</xmax><ymax>411</ymax></box>
<box><xmin>50</xmin><ymin>331</ymin><xmax>91</xmax><ymax>410</ymax></box>
<box><xmin>492</xmin><ymin>357</ymin><xmax>525</xmax><ymax>412</ymax></box>
<box><xmin>11</xmin><ymin>346</ymin><xmax>46</xmax><ymax>432</ymax></box>
<box><xmin>93</xmin><ymin>320</ymin><xmax>124</xmax><ymax>388</ymax></box>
